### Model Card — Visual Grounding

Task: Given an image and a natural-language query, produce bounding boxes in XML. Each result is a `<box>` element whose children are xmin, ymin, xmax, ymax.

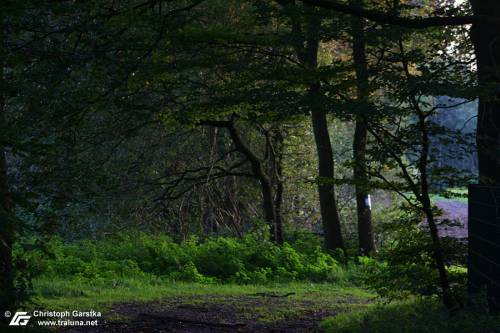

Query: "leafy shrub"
<box><xmin>301</xmin><ymin>249</ymin><xmax>345</xmax><ymax>282</ymax></box>
<box><xmin>33</xmin><ymin>232</ymin><xmax>346</xmax><ymax>284</ymax></box>
<box><xmin>193</xmin><ymin>238</ymin><xmax>245</xmax><ymax>279</ymax></box>
<box><xmin>355</xmin><ymin>207</ymin><xmax>467</xmax><ymax>299</ymax></box>
<box><xmin>168</xmin><ymin>261</ymin><xmax>214</xmax><ymax>283</ymax></box>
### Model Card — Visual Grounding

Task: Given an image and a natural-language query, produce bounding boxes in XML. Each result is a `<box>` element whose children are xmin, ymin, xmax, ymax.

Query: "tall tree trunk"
<box><xmin>0</xmin><ymin>52</ymin><xmax>14</xmax><ymax>317</ymax></box>
<box><xmin>417</xmin><ymin>113</ymin><xmax>454</xmax><ymax>309</ymax></box>
<box><xmin>310</xmin><ymin>104</ymin><xmax>345</xmax><ymax>251</ymax></box>
<box><xmin>470</xmin><ymin>1</ymin><xmax>500</xmax><ymax>185</ymax></box>
<box><xmin>281</xmin><ymin>1</ymin><xmax>344</xmax><ymax>251</ymax></box>
<box><xmin>397</xmin><ymin>32</ymin><xmax>454</xmax><ymax>308</ymax></box>
<box><xmin>469</xmin><ymin>2</ymin><xmax>500</xmax><ymax>312</ymax></box>
<box><xmin>227</xmin><ymin>176</ymin><xmax>243</xmax><ymax>239</ymax></box>
<box><xmin>274</xmin><ymin>179</ymin><xmax>284</xmax><ymax>245</ymax></box>
<box><xmin>272</xmin><ymin>128</ymin><xmax>285</xmax><ymax>245</ymax></box>
<box><xmin>0</xmin><ymin>15</ymin><xmax>14</xmax><ymax>315</ymax></box>
<box><xmin>350</xmin><ymin>0</ymin><xmax>375</xmax><ymax>255</ymax></box>
<box><xmin>353</xmin><ymin>122</ymin><xmax>375</xmax><ymax>254</ymax></box>
<box><xmin>302</xmin><ymin>8</ymin><xmax>344</xmax><ymax>251</ymax></box>
<box><xmin>259</xmin><ymin>176</ymin><xmax>278</xmax><ymax>243</ymax></box>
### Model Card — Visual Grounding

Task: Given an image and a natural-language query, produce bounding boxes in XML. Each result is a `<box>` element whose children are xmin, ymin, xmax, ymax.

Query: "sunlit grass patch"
<box><xmin>320</xmin><ymin>298</ymin><xmax>500</xmax><ymax>333</ymax></box>
<box><xmin>32</xmin><ymin>276</ymin><xmax>373</xmax><ymax>316</ymax></box>
<box><xmin>430</xmin><ymin>188</ymin><xmax>468</xmax><ymax>203</ymax></box>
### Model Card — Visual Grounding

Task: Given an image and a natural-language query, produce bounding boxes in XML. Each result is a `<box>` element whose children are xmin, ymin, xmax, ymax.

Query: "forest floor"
<box><xmin>60</xmin><ymin>293</ymin><xmax>368</xmax><ymax>332</ymax></box>
<box><xmin>30</xmin><ymin>280</ymin><xmax>373</xmax><ymax>333</ymax></box>
<box><xmin>25</xmin><ymin>277</ymin><xmax>500</xmax><ymax>333</ymax></box>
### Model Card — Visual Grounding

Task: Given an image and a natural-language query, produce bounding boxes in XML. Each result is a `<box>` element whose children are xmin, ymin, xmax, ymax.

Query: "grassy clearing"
<box><xmin>320</xmin><ymin>298</ymin><xmax>500</xmax><ymax>333</ymax></box>
<box><xmin>404</xmin><ymin>188</ymin><xmax>468</xmax><ymax>203</ymax></box>
<box><xmin>32</xmin><ymin>276</ymin><xmax>374</xmax><ymax>316</ymax></box>
<box><xmin>430</xmin><ymin>188</ymin><xmax>468</xmax><ymax>203</ymax></box>
<box><xmin>18</xmin><ymin>232</ymin><xmax>376</xmax><ymax>329</ymax></box>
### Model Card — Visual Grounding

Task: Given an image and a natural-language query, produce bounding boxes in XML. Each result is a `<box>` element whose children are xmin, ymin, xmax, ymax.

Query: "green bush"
<box><xmin>354</xmin><ymin>207</ymin><xmax>467</xmax><ymax>300</ymax></box>
<box><xmin>168</xmin><ymin>261</ymin><xmax>214</xmax><ymax>283</ymax></box>
<box><xmin>194</xmin><ymin>237</ymin><xmax>245</xmax><ymax>279</ymax></box>
<box><xmin>32</xmin><ymin>232</ymin><xmax>346</xmax><ymax>284</ymax></box>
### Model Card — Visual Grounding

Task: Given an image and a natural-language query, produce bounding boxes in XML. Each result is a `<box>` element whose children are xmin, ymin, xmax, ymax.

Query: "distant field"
<box><xmin>430</xmin><ymin>188</ymin><xmax>468</xmax><ymax>203</ymax></box>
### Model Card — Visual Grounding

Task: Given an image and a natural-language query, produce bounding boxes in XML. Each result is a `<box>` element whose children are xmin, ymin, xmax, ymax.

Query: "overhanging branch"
<box><xmin>300</xmin><ymin>0</ymin><xmax>500</xmax><ymax>28</ymax></box>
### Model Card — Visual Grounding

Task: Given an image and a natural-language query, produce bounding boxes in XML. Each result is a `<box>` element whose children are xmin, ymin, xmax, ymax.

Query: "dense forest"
<box><xmin>1</xmin><ymin>0</ymin><xmax>500</xmax><ymax>332</ymax></box>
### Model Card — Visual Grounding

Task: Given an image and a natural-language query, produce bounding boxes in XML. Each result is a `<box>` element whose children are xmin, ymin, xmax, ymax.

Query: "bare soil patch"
<box><xmin>59</xmin><ymin>294</ymin><xmax>363</xmax><ymax>332</ymax></box>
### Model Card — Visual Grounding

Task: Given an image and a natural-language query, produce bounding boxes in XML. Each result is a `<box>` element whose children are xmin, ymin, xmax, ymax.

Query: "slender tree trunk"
<box><xmin>418</xmin><ymin>113</ymin><xmax>454</xmax><ymax>309</ymax></box>
<box><xmin>353</xmin><ymin>122</ymin><xmax>375</xmax><ymax>255</ymax></box>
<box><xmin>201</xmin><ymin>120</ymin><xmax>282</xmax><ymax>243</ymax></box>
<box><xmin>470</xmin><ymin>1</ymin><xmax>500</xmax><ymax>185</ymax></box>
<box><xmin>397</xmin><ymin>32</ymin><xmax>454</xmax><ymax>308</ymax></box>
<box><xmin>226</xmin><ymin>122</ymin><xmax>282</xmax><ymax>244</ymax></box>
<box><xmin>226</xmin><ymin>177</ymin><xmax>243</xmax><ymax>238</ymax></box>
<box><xmin>351</xmin><ymin>0</ymin><xmax>375</xmax><ymax>255</ymax></box>
<box><xmin>274</xmin><ymin>181</ymin><xmax>284</xmax><ymax>245</ymax></box>
<box><xmin>272</xmin><ymin>129</ymin><xmax>285</xmax><ymax>245</ymax></box>
<box><xmin>263</xmin><ymin>179</ymin><xmax>280</xmax><ymax>243</ymax></box>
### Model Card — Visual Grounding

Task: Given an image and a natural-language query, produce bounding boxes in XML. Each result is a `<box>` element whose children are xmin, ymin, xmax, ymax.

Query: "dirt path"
<box><xmin>60</xmin><ymin>294</ymin><xmax>363</xmax><ymax>333</ymax></box>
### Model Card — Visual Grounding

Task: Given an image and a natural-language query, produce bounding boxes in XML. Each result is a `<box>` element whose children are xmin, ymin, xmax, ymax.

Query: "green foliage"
<box><xmin>30</xmin><ymin>232</ymin><xmax>346</xmax><ymax>284</ymax></box>
<box><xmin>10</xmin><ymin>241</ymin><xmax>35</xmax><ymax>310</ymax></box>
<box><xmin>353</xmin><ymin>206</ymin><xmax>467</xmax><ymax>300</ymax></box>
<box><xmin>320</xmin><ymin>298</ymin><xmax>500</xmax><ymax>333</ymax></box>
<box><xmin>168</xmin><ymin>261</ymin><xmax>214</xmax><ymax>283</ymax></box>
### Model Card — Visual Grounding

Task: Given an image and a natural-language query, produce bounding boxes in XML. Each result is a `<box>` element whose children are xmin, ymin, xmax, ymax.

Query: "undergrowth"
<box><xmin>25</xmin><ymin>231</ymin><xmax>347</xmax><ymax>285</ymax></box>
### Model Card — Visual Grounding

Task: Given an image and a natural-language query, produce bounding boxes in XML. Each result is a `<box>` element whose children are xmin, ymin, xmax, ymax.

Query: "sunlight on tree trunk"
<box><xmin>351</xmin><ymin>0</ymin><xmax>376</xmax><ymax>256</ymax></box>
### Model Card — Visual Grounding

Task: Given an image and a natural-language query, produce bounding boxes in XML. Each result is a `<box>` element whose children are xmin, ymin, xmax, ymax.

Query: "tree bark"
<box><xmin>202</xmin><ymin>119</ymin><xmax>282</xmax><ymax>244</ymax></box>
<box><xmin>397</xmin><ymin>34</ymin><xmax>455</xmax><ymax>308</ymax></box>
<box><xmin>351</xmin><ymin>0</ymin><xmax>375</xmax><ymax>256</ymax></box>
<box><xmin>226</xmin><ymin>123</ymin><xmax>282</xmax><ymax>244</ymax></box>
<box><xmin>470</xmin><ymin>1</ymin><xmax>500</xmax><ymax>185</ymax></box>
<box><xmin>0</xmin><ymin>52</ymin><xmax>14</xmax><ymax>317</ymax></box>
<box><xmin>271</xmin><ymin>128</ymin><xmax>285</xmax><ymax>245</ymax></box>
<box><xmin>280</xmin><ymin>0</ymin><xmax>344</xmax><ymax>251</ymax></box>
<box><xmin>417</xmin><ymin>113</ymin><xmax>454</xmax><ymax>309</ymax></box>
<box><xmin>0</xmin><ymin>12</ymin><xmax>13</xmax><ymax>315</ymax></box>
<box><xmin>300</xmin><ymin>6</ymin><xmax>344</xmax><ymax>251</ymax></box>
<box><xmin>310</xmin><ymin>105</ymin><xmax>345</xmax><ymax>251</ymax></box>
<box><xmin>353</xmin><ymin>121</ymin><xmax>375</xmax><ymax>254</ymax></box>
